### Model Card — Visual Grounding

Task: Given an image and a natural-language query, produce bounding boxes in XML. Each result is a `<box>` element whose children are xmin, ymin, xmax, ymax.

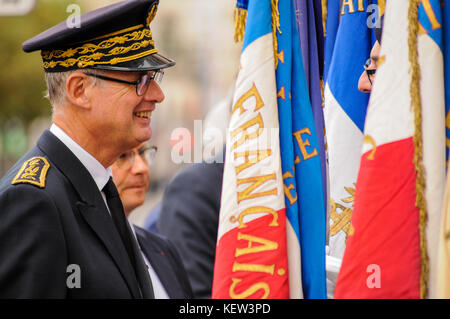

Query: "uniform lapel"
<box><xmin>37</xmin><ymin>130</ymin><xmax>142</xmax><ymax>298</ymax></box>
<box><xmin>75</xmin><ymin>202</ymin><xmax>142</xmax><ymax>298</ymax></box>
<box><xmin>134</xmin><ymin>227</ymin><xmax>184</xmax><ymax>298</ymax></box>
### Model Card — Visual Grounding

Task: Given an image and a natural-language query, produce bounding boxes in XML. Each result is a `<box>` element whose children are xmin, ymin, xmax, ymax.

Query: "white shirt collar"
<box><xmin>50</xmin><ymin>123</ymin><xmax>112</xmax><ymax>192</ymax></box>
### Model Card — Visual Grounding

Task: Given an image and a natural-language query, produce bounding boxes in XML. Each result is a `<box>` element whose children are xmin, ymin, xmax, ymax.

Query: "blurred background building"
<box><xmin>0</xmin><ymin>0</ymin><xmax>241</xmax><ymax>225</ymax></box>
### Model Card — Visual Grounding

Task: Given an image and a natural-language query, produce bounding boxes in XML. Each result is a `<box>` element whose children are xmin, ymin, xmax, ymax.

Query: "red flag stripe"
<box><xmin>335</xmin><ymin>138</ymin><xmax>421</xmax><ymax>298</ymax></box>
<box><xmin>213</xmin><ymin>209</ymin><xmax>289</xmax><ymax>299</ymax></box>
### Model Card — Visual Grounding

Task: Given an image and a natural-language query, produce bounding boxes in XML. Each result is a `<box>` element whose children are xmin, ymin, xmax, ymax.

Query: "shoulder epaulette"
<box><xmin>11</xmin><ymin>156</ymin><xmax>50</xmax><ymax>188</ymax></box>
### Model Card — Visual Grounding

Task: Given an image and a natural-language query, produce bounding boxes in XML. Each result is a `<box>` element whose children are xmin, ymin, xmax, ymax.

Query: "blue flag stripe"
<box><xmin>277</xmin><ymin>0</ymin><xmax>327</xmax><ymax>299</ymax></box>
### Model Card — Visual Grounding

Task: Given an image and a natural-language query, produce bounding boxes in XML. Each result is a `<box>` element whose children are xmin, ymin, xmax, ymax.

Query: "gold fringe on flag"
<box><xmin>408</xmin><ymin>0</ymin><xmax>429</xmax><ymax>299</ymax></box>
<box><xmin>321</xmin><ymin>0</ymin><xmax>327</xmax><ymax>36</ymax></box>
<box><xmin>234</xmin><ymin>7</ymin><xmax>247</xmax><ymax>43</ymax></box>
<box><xmin>378</xmin><ymin>0</ymin><xmax>386</xmax><ymax>17</ymax></box>
<box><xmin>233</xmin><ymin>0</ymin><xmax>280</xmax><ymax>68</ymax></box>
<box><xmin>319</xmin><ymin>0</ymin><xmax>326</xmax><ymax>105</ymax></box>
<box><xmin>271</xmin><ymin>0</ymin><xmax>281</xmax><ymax>68</ymax></box>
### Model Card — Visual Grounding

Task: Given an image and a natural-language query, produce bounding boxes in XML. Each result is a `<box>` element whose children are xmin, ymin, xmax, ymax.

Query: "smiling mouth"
<box><xmin>127</xmin><ymin>184</ymin><xmax>146</xmax><ymax>190</ymax></box>
<box><xmin>134</xmin><ymin>111</ymin><xmax>152</xmax><ymax>119</ymax></box>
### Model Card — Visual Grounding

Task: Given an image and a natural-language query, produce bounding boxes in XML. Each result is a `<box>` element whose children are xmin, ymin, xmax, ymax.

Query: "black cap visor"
<box><xmin>92</xmin><ymin>52</ymin><xmax>175</xmax><ymax>72</ymax></box>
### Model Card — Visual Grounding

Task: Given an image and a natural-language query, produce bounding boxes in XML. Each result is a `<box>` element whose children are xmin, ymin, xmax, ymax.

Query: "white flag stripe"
<box><xmin>364</xmin><ymin>0</ymin><xmax>446</xmax><ymax>298</ymax></box>
<box><xmin>324</xmin><ymin>83</ymin><xmax>364</xmax><ymax>258</ymax></box>
<box><xmin>218</xmin><ymin>33</ymin><xmax>284</xmax><ymax>240</ymax></box>
<box><xmin>362</xmin><ymin>1</ymin><xmax>413</xmax><ymax>151</ymax></box>
<box><xmin>418</xmin><ymin>33</ymin><xmax>446</xmax><ymax>299</ymax></box>
<box><xmin>286</xmin><ymin>221</ymin><xmax>303</xmax><ymax>299</ymax></box>
<box><xmin>324</xmin><ymin>80</ymin><xmax>365</xmax><ymax>298</ymax></box>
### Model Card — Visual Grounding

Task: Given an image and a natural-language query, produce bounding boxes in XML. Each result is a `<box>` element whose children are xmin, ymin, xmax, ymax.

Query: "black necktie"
<box><xmin>103</xmin><ymin>177</ymin><xmax>154</xmax><ymax>298</ymax></box>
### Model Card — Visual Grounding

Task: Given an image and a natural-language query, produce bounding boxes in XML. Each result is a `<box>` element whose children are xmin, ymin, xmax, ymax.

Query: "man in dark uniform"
<box><xmin>0</xmin><ymin>0</ymin><xmax>175</xmax><ymax>298</ymax></box>
<box><xmin>111</xmin><ymin>142</ymin><xmax>193</xmax><ymax>298</ymax></box>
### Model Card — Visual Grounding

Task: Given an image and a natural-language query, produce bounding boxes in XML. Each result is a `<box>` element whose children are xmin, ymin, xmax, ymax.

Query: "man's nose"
<box><xmin>358</xmin><ymin>70</ymin><xmax>372</xmax><ymax>93</ymax></box>
<box><xmin>143</xmin><ymin>80</ymin><xmax>165</xmax><ymax>103</ymax></box>
<box><xmin>131</xmin><ymin>154</ymin><xmax>149</xmax><ymax>175</ymax></box>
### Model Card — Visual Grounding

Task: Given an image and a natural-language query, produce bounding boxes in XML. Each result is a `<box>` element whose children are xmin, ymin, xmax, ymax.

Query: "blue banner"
<box><xmin>294</xmin><ymin>0</ymin><xmax>327</xmax><ymax>213</ymax></box>
<box><xmin>323</xmin><ymin>0</ymin><xmax>341</xmax><ymax>82</ymax></box>
<box><xmin>277</xmin><ymin>0</ymin><xmax>327</xmax><ymax>299</ymax></box>
<box><xmin>417</xmin><ymin>0</ymin><xmax>449</xmax><ymax>165</ymax></box>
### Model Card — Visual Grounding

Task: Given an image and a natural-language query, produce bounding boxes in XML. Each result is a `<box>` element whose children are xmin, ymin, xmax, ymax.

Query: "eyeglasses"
<box><xmin>364</xmin><ymin>58</ymin><xmax>377</xmax><ymax>85</ymax></box>
<box><xmin>115</xmin><ymin>146</ymin><xmax>157</xmax><ymax>170</ymax></box>
<box><xmin>84</xmin><ymin>70</ymin><xmax>164</xmax><ymax>96</ymax></box>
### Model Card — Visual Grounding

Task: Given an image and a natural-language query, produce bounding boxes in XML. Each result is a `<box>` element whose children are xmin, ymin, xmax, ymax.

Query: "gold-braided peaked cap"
<box><xmin>22</xmin><ymin>0</ymin><xmax>175</xmax><ymax>72</ymax></box>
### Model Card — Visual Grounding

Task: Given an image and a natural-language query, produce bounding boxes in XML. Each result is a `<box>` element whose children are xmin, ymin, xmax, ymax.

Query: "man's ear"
<box><xmin>65</xmin><ymin>72</ymin><xmax>94</xmax><ymax>109</ymax></box>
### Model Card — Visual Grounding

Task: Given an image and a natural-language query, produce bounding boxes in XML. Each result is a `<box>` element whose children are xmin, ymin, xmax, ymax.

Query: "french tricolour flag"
<box><xmin>335</xmin><ymin>0</ymin><xmax>446</xmax><ymax>298</ymax></box>
<box><xmin>212</xmin><ymin>0</ymin><xmax>290</xmax><ymax>299</ymax></box>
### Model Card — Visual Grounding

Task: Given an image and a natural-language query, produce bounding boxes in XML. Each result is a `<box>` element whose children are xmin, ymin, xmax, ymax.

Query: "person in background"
<box><xmin>357</xmin><ymin>16</ymin><xmax>384</xmax><ymax>94</ymax></box>
<box><xmin>357</xmin><ymin>40</ymin><xmax>381</xmax><ymax>93</ymax></box>
<box><xmin>112</xmin><ymin>142</ymin><xmax>193</xmax><ymax>299</ymax></box>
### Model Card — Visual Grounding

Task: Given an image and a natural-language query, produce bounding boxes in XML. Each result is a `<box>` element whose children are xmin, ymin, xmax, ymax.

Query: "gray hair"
<box><xmin>44</xmin><ymin>68</ymin><xmax>101</xmax><ymax>112</ymax></box>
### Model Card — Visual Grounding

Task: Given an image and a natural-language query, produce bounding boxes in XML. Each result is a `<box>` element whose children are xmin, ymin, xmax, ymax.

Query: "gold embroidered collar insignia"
<box><xmin>11</xmin><ymin>157</ymin><xmax>50</xmax><ymax>188</ymax></box>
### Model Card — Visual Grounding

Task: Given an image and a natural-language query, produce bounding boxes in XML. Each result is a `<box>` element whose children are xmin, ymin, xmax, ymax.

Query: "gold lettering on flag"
<box><xmin>233</xmin><ymin>262</ymin><xmax>275</xmax><ymax>274</ymax></box>
<box><xmin>237</xmin><ymin>174</ymin><xmax>277</xmax><ymax>203</ymax></box>
<box><xmin>421</xmin><ymin>0</ymin><xmax>441</xmax><ymax>30</ymax></box>
<box><xmin>230</xmin><ymin>206</ymin><xmax>279</xmax><ymax>229</ymax></box>
<box><xmin>277</xmin><ymin>86</ymin><xmax>285</xmax><ymax>100</ymax></box>
<box><xmin>221</xmin><ymin>80</ymin><xmax>287</xmax><ymax>299</ymax></box>
<box><xmin>282</xmin><ymin>170</ymin><xmax>298</xmax><ymax>206</ymax></box>
<box><xmin>357</xmin><ymin>0</ymin><xmax>364</xmax><ymax>12</ymax></box>
<box><xmin>229</xmin><ymin>278</ymin><xmax>270</xmax><ymax>299</ymax></box>
<box><xmin>293</xmin><ymin>127</ymin><xmax>319</xmax><ymax>161</ymax></box>
<box><xmin>235</xmin><ymin>232</ymin><xmax>278</xmax><ymax>257</ymax></box>
<box><xmin>340</xmin><ymin>0</ymin><xmax>367</xmax><ymax>15</ymax></box>
<box><xmin>341</xmin><ymin>0</ymin><xmax>355</xmax><ymax>15</ymax></box>
<box><xmin>234</xmin><ymin>150</ymin><xmax>272</xmax><ymax>175</ymax></box>
<box><xmin>232</xmin><ymin>82</ymin><xmax>264</xmax><ymax>115</ymax></box>
<box><xmin>277</xmin><ymin>49</ymin><xmax>285</xmax><ymax>65</ymax></box>
<box><xmin>230</xmin><ymin>113</ymin><xmax>264</xmax><ymax>150</ymax></box>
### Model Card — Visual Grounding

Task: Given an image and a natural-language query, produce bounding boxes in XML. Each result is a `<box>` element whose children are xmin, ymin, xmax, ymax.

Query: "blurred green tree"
<box><xmin>0</xmin><ymin>0</ymin><xmax>76</xmax><ymax>125</ymax></box>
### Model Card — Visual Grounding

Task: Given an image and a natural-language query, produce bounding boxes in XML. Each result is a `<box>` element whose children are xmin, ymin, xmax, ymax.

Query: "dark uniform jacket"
<box><xmin>134</xmin><ymin>226</ymin><xmax>193</xmax><ymax>298</ymax></box>
<box><xmin>0</xmin><ymin>130</ymin><xmax>191</xmax><ymax>298</ymax></box>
